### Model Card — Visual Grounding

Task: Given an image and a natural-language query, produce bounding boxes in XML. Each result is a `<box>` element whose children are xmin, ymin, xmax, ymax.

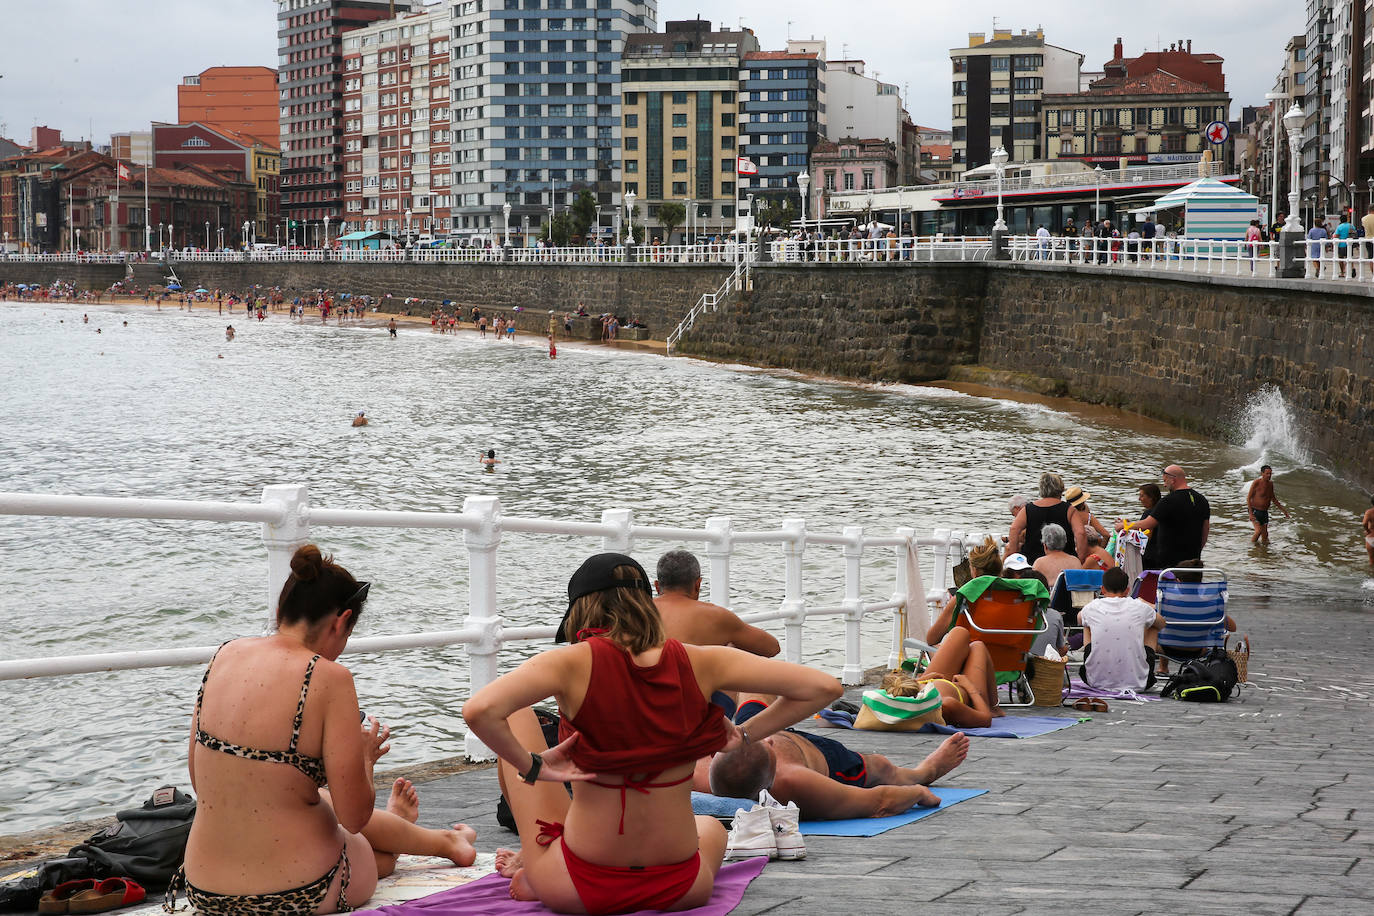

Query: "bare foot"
<box><xmin>919</xmin><ymin>733</ymin><xmax>970</xmax><ymax>784</ymax></box>
<box><xmin>438</xmin><ymin>825</ymin><xmax>478</xmax><ymax>867</ymax></box>
<box><xmin>387</xmin><ymin>777</ymin><xmax>419</xmax><ymax>824</ymax></box>
<box><xmin>495</xmin><ymin>847</ymin><xmax>523</xmax><ymax>878</ymax></box>
<box><xmin>507</xmin><ymin>867</ymin><xmax>538</xmax><ymax>901</ymax></box>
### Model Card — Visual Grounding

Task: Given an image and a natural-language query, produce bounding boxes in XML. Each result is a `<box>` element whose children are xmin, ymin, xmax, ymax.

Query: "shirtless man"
<box><xmin>697</xmin><ymin>695</ymin><xmax>969</xmax><ymax>820</ymax></box>
<box><xmin>1246</xmin><ymin>465</ymin><xmax>1289</xmax><ymax>544</ymax></box>
<box><xmin>654</xmin><ymin>550</ymin><xmax>779</xmax><ymax>658</ymax></box>
<box><xmin>1363</xmin><ymin>497</ymin><xmax>1374</xmax><ymax>564</ymax></box>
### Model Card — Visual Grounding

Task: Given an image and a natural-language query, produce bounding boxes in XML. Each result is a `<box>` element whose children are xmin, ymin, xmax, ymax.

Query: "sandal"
<box><xmin>1071</xmin><ymin>697</ymin><xmax>1110</xmax><ymax>714</ymax></box>
<box><xmin>38</xmin><ymin>879</ymin><xmax>99</xmax><ymax>914</ymax></box>
<box><xmin>68</xmin><ymin>878</ymin><xmax>146</xmax><ymax>914</ymax></box>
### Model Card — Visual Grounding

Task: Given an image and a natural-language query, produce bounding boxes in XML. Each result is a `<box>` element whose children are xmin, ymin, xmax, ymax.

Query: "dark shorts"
<box><xmin>1251</xmin><ymin>509</ymin><xmax>1269</xmax><ymax>526</ymax></box>
<box><xmin>733</xmin><ymin>700</ymin><xmax>867</xmax><ymax>785</ymax></box>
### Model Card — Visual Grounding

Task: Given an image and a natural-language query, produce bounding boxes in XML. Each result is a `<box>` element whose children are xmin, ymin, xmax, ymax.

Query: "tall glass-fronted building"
<box><xmin>738</xmin><ymin>45</ymin><xmax>826</xmax><ymax>208</ymax></box>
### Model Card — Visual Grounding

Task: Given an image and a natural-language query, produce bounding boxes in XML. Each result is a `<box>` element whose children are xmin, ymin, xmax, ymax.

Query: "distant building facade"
<box><xmin>950</xmin><ymin>28</ymin><xmax>1083</xmax><ymax>175</ymax></box>
<box><xmin>178</xmin><ymin>66</ymin><xmax>280</xmax><ymax>145</ymax></box>
<box><xmin>738</xmin><ymin>43</ymin><xmax>827</xmax><ymax>210</ymax></box>
<box><xmin>810</xmin><ymin>136</ymin><xmax>898</xmax><ymax>220</ymax></box>
<box><xmin>620</xmin><ymin>19</ymin><xmax>757</xmax><ymax>238</ymax></box>
<box><xmin>152</xmin><ymin>122</ymin><xmax>280</xmax><ymax>238</ymax></box>
<box><xmin>110</xmin><ymin>131</ymin><xmax>153</xmax><ymax>167</ymax></box>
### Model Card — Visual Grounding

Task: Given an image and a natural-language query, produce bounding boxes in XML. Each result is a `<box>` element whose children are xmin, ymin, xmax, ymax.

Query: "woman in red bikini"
<box><xmin>463</xmin><ymin>553</ymin><xmax>840</xmax><ymax>915</ymax></box>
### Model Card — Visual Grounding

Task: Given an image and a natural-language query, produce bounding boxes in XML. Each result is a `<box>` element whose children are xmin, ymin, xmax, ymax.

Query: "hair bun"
<box><xmin>290</xmin><ymin>544</ymin><xmax>326</xmax><ymax>581</ymax></box>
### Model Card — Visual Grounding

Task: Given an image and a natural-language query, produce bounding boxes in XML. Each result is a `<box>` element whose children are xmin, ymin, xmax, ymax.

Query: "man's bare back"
<box><xmin>654</xmin><ymin>591</ymin><xmax>780</xmax><ymax>656</ymax></box>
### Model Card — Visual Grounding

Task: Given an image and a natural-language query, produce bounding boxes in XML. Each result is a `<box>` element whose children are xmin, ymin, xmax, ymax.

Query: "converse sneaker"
<box><xmin>724</xmin><ymin>805</ymin><xmax>776</xmax><ymax>860</ymax></box>
<box><xmin>767</xmin><ymin>801</ymin><xmax>806</xmax><ymax>860</ymax></box>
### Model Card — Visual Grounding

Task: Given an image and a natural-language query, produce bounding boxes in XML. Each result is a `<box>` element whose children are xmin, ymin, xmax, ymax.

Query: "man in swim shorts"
<box><xmin>697</xmin><ymin>694</ymin><xmax>969</xmax><ymax>820</ymax></box>
<box><xmin>1246</xmin><ymin>464</ymin><xmax>1289</xmax><ymax>544</ymax></box>
<box><xmin>1363</xmin><ymin>496</ymin><xmax>1374</xmax><ymax>564</ymax></box>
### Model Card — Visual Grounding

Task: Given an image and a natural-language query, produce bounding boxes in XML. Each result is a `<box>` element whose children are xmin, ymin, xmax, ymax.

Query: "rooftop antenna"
<box><xmin>787</xmin><ymin>20</ymin><xmax>794</xmax><ymax>40</ymax></box>
<box><xmin>991</xmin><ymin>15</ymin><xmax>998</xmax><ymax>31</ymax></box>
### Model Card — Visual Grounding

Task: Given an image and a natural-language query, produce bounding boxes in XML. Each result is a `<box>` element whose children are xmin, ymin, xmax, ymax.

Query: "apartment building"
<box><xmin>950</xmin><ymin>28</ymin><xmax>1083</xmax><ymax>175</ymax></box>
<box><xmin>449</xmin><ymin>0</ymin><xmax>656</xmax><ymax>243</ymax></box>
<box><xmin>619</xmin><ymin>19</ymin><xmax>757</xmax><ymax>238</ymax></box>
<box><xmin>277</xmin><ymin>0</ymin><xmax>409</xmax><ymax>226</ymax></box>
<box><xmin>339</xmin><ymin>5</ymin><xmax>453</xmax><ymax>238</ymax></box>
<box><xmin>178</xmin><ymin>66</ymin><xmax>281</xmax><ymax>145</ymax></box>
<box><xmin>737</xmin><ymin>41</ymin><xmax>827</xmax><ymax>207</ymax></box>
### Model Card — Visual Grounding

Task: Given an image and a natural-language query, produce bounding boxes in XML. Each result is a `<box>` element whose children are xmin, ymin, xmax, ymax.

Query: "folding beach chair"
<box><xmin>1155</xmin><ymin>567</ymin><xmax>1229</xmax><ymax>667</ymax></box>
<box><xmin>904</xmin><ymin>577</ymin><xmax>1049</xmax><ymax>707</ymax></box>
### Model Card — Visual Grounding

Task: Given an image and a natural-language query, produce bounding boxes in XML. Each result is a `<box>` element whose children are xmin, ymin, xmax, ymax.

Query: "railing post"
<box><xmin>462</xmin><ymin>495</ymin><xmax>504</xmax><ymax>760</ymax></box>
<box><xmin>928</xmin><ymin>527</ymin><xmax>953</xmax><ymax>599</ymax></box>
<box><xmin>841</xmin><ymin>526</ymin><xmax>865</xmax><ymax>685</ymax></box>
<box><xmin>702</xmin><ymin>516</ymin><xmax>733</xmax><ymax>608</ymax></box>
<box><xmin>780</xmin><ymin>518</ymin><xmax>807</xmax><ymax>663</ymax></box>
<box><xmin>261</xmin><ymin>484</ymin><xmax>310</xmax><ymax>631</ymax></box>
<box><xmin>600</xmin><ymin>508</ymin><xmax>634</xmax><ymax>553</ymax></box>
<box><xmin>888</xmin><ymin>526</ymin><xmax>917</xmax><ymax>670</ymax></box>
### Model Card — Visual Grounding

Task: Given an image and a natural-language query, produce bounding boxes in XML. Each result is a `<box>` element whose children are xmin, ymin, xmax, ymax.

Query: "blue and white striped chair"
<box><xmin>1155</xmin><ymin>567</ymin><xmax>1229</xmax><ymax>662</ymax></box>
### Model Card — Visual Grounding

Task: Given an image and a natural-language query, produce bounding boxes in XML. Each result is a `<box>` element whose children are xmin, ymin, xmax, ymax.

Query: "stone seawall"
<box><xmin>0</xmin><ymin>263</ymin><xmax>125</xmax><ymax>290</ymax></box>
<box><xmin>677</xmin><ymin>263</ymin><xmax>987</xmax><ymax>381</ymax></box>
<box><xmin>977</xmin><ymin>263</ymin><xmax>1374</xmax><ymax>486</ymax></box>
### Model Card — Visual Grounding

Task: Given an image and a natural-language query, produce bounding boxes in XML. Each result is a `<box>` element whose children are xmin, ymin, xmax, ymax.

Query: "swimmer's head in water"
<box><xmin>487</xmin><ymin>449</ymin><xmax>496</xmax><ymax>459</ymax></box>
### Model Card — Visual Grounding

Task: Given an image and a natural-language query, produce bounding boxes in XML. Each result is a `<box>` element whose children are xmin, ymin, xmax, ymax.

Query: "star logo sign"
<box><xmin>1206</xmin><ymin>122</ymin><xmax>1229</xmax><ymax>143</ymax></box>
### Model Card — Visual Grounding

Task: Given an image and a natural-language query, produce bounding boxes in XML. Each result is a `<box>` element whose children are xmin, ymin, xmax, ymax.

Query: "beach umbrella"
<box><xmin>194</xmin><ymin>287</ymin><xmax>209</xmax><ymax>294</ymax></box>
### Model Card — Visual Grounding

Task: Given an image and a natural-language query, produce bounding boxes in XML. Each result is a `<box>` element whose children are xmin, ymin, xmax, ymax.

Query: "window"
<box><xmin>1012</xmin><ymin>77</ymin><xmax>1042</xmax><ymax>92</ymax></box>
<box><xmin>672</xmin><ymin>113</ymin><xmax>688</xmax><ymax>127</ymax></box>
<box><xmin>991</xmin><ymin>56</ymin><xmax>1010</xmax><ymax>70</ymax></box>
<box><xmin>672</xmin><ymin>91</ymin><xmax>687</xmax><ymax>104</ymax></box>
<box><xmin>672</xmin><ymin>136</ymin><xmax>687</xmax><ymax>150</ymax></box>
<box><xmin>861</xmin><ymin>169</ymin><xmax>874</xmax><ymax>189</ymax></box>
<box><xmin>624</xmin><ymin>113</ymin><xmax>638</xmax><ymax>128</ymax></box>
<box><xmin>672</xmin><ymin>181</ymin><xmax>686</xmax><ymax>195</ymax></box>
<box><xmin>720</xmin><ymin>135</ymin><xmax>734</xmax><ymax>150</ymax></box>
<box><xmin>952</xmin><ymin>81</ymin><xmax>967</xmax><ymax>97</ymax></box>
<box><xmin>624</xmin><ymin>136</ymin><xmax>638</xmax><ymax>149</ymax></box>
<box><xmin>672</xmin><ymin>158</ymin><xmax>687</xmax><ymax>172</ymax></box>
<box><xmin>824</xmin><ymin>170</ymin><xmax>836</xmax><ymax>191</ymax></box>
<box><xmin>624</xmin><ymin>159</ymin><xmax>638</xmax><ymax>172</ymax></box>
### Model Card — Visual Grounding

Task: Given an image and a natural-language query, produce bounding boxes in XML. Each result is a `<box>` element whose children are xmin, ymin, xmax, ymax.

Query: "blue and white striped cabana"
<box><xmin>1129</xmin><ymin>178</ymin><xmax>1259</xmax><ymax>239</ymax></box>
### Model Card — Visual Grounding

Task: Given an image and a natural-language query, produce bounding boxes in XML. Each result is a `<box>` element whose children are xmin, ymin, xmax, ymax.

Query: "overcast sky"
<box><xmin>0</xmin><ymin>0</ymin><xmax>1304</xmax><ymax>146</ymax></box>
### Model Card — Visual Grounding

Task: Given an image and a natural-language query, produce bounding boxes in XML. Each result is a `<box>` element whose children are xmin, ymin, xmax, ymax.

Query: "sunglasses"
<box><xmin>346</xmin><ymin>581</ymin><xmax>371</xmax><ymax>610</ymax></box>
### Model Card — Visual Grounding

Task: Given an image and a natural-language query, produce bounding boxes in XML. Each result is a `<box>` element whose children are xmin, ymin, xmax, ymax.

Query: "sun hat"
<box><xmin>1003</xmin><ymin>553</ymin><xmax>1032</xmax><ymax>571</ymax></box>
<box><xmin>1064</xmin><ymin>486</ymin><xmax>1091</xmax><ymax>508</ymax></box>
<box><xmin>554</xmin><ymin>553</ymin><xmax>653</xmax><ymax>643</ymax></box>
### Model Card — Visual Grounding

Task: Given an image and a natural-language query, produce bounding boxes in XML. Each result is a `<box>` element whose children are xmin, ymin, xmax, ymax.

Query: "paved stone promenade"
<box><xmin>408</xmin><ymin>594</ymin><xmax>1373</xmax><ymax>916</ymax></box>
<box><xmin>4</xmin><ymin>594</ymin><xmax>1369</xmax><ymax>914</ymax></box>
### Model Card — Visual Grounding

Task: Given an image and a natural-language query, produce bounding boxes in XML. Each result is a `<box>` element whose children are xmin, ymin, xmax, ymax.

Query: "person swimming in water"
<box><xmin>225</xmin><ymin>325</ymin><xmax>235</xmax><ymax>342</ymax></box>
<box><xmin>352</xmin><ymin>412</ymin><xmax>368</xmax><ymax>427</ymax></box>
<box><xmin>481</xmin><ymin>449</ymin><xmax>501</xmax><ymax>468</ymax></box>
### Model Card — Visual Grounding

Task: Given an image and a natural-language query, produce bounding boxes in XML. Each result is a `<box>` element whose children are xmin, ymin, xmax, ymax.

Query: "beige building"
<box><xmin>620</xmin><ymin>20</ymin><xmax>758</xmax><ymax>240</ymax></box>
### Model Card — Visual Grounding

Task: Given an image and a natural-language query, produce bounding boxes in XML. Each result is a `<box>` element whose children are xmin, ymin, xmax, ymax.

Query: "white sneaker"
<box><xmin>767</xmin><ymin>801</ymin><xmax>806</xmax><ymax>860</ymax></box>
<box><xmin>724</xmin><ymin>805</ymin><xmax>777</xmax><ymax>860</ymax></box>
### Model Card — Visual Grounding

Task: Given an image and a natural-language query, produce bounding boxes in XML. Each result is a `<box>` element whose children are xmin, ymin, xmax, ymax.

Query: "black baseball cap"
<box><xmin>554</xmin><ymin>553</ymin><xmax>653</xmax><ymax>643</ymax></box>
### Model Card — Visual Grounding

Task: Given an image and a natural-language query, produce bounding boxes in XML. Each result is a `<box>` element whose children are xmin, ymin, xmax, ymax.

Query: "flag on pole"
<box><xmin>117</xmin><ymin>162</ymin><xmax>133</xmax><ymax>182</ymax></box>
<box><xmin>736</xmin><ymin>157</ymin><xmax>758</xmax><ymax>176</ymax></box>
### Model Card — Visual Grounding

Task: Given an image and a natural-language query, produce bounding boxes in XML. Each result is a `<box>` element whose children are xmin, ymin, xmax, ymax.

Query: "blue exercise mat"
<box><xmin>799</xmin><ymin>786</ymin><xmax>987</xmax><ymax>836</ymax></box>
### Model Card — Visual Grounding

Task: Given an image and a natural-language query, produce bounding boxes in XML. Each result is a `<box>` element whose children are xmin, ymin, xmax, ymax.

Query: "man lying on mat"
<box><xmin>695</xmin><ymin>693</ymin><xmax>969</xmax><ymax>820</ymax></box>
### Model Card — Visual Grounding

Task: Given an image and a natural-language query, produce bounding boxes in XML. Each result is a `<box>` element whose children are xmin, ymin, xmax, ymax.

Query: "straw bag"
<box><xmin>1227</xmin><ymin>634</ymin><xmax>1251</xmax><ymax>684</ymax></box>
<box><xmin>1026</xmin><ymin>656</ymin><xmax>1067</xmax><ymax>706</ymax></box>
<box><xmin>854</xmin><ymin>684</ymin><xmax>945</xmax><ymax>731</ymax></box>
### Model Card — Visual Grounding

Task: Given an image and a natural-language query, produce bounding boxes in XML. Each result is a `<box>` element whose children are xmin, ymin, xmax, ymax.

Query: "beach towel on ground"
<box><xmin>1065</xmin><ymin>676</ymin><xmax>1161</xmax><ymax>702</ymax></box>
<box><xmin>798</xmin><ymin>787</ymin><xmax>987</xmax><ymax>836</ymax></box>
<box><xmin>353</xmin><ymin>858</ymin><xmax>768</xmax><ymax>916</ymax></box>
<box><xmin>812</xmin><ymin>709</ymin><xmax>1082</xmax><ymax>738</ymax></box>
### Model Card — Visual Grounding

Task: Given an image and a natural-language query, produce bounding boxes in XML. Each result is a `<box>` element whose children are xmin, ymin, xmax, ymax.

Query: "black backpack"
<box><xmin>67</xmin><ymin>786</ymin><xmax>197</xmax><ymax>890</ymax></box>
<box><xmin>1161</xmin><ymin>648</ymin><xmax>1239</xmax><ymax>703</ymax></box>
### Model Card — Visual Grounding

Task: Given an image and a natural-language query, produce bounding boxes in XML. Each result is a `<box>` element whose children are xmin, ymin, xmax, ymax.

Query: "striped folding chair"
<box><xmin>1155</xmin><ymin>567</ymin><xmax>1229</xmax><ymax>665</ymax></box>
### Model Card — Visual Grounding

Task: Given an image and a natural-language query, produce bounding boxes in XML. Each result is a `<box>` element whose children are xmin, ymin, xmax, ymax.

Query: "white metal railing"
<box><xmin>1007</xmin><ymin>235</ymin><xmax>1281</xmax><ymax>278</ymax></box>
<box><xmin>0</xmin><ymin>485</ymin><xmax>975</xmax><ymax>759</ymax></box>
<box><xmin>1</xmin><ymin>252</ymin><xmax>127</xmax><ymax>263</ymax></box>
<box><xmin>665</xmin><ymin>257</ymin><xmax>751</xmax><ymax>352</ymax></box>
<box><xmin>770</xmin><ymin>235</ymin><xmax>994</xmax><ymax>263</ymax></box>
<box><xmin>1300</xmin><ymin>236</ymin><xmax>1374</xmax><ymax>281</ymax></box>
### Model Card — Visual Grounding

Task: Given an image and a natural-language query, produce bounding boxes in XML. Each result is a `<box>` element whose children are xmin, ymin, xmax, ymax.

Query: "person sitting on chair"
<box><xmin>924</xmin><ymin>537</ymin><xmax>1002</xmax><ymax>645</ymax></box>
<box><xmin>1079</xmin><ymin>567</ymin><xmax>1165</xmax><ymax>691</ymax></box>
<box><xmin>1032</xmin><ymin>523</ymin><xmax>1082</xmax><ymax>589</ymax></box>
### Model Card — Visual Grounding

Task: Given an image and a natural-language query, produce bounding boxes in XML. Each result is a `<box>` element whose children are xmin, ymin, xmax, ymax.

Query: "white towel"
<box><xmin>903</xmin><ymin>535</ymin><xmax>930</xmax><ymax>644</ymax></box>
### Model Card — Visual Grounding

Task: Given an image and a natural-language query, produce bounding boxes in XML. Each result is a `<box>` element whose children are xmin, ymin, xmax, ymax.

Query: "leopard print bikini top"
<box><xmin>194</xmin><ymin>642</ymin><xmax>328</xmax><ymax>787</ymax></box>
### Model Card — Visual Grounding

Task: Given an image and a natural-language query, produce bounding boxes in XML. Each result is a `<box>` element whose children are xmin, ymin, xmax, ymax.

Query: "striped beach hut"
<box><xmin>1131</xmin><ymin>178</ymin><xmax>1259</xmax><ymax>239</ymax></box>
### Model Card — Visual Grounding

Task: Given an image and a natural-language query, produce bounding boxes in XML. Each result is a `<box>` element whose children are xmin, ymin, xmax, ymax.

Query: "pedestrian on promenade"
<box><xmin>1308</xmin><ymin>217</ymin><xmax>1329</xmax><ymax>277</ymax></box>
<box><xmin>1246</xmin><ymin>464</ymin><xmax>1289</xmax><ymax>544</ymax></box>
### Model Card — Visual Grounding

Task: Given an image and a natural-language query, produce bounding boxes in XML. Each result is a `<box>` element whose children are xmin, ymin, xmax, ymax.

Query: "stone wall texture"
<box><xmin>4</xmin><ymin>258</ymin><xmax>1371</xmax><ymax>486</ymax></box>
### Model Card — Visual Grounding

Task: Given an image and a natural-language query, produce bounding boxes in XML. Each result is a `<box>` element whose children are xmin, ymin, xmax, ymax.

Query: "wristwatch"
<box><xmin>519</xmin><ymin>752</ymin><xmax>543</xmax><ymax>784</ymax></box>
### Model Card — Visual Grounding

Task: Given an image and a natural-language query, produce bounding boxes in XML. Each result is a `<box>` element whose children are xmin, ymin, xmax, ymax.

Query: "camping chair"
<box><xmin>1155</xmin><ymin>567</ymin><xmax>1229</xmax><ymax>671</ymax></box>
<box><xmin>1049</xmin><ymin>568</ymin><xmax>1104</xmax><ymax>628</ymax></box>
<box><xmin>904</xmin><ymin>578</ymin><xmax>1048</xmax><ymax>707</ymax></box>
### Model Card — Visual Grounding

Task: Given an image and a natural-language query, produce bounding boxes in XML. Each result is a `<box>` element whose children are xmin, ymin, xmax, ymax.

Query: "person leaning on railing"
<box><xmin>171</xmin><ymin>544</ymin><xmax>477</xmax><ymax>914</ymax></box>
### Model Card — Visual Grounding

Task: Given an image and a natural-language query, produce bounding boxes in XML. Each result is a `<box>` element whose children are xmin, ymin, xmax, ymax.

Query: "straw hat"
<box><xmin>1064</xmin><ymin>486</ymin><xmax>1091</xmax><ymax>508</ymax></box>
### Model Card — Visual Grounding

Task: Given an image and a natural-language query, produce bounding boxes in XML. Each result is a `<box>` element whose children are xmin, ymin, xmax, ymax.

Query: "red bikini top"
<box><xmin>560</xmin><ymin>637</ymin><xmax>727</xmax><ymax>831</ymax></box>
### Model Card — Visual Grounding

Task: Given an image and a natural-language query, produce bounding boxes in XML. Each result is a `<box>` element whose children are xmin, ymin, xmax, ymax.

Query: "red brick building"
<box><xmin>178</xmin><ymin>66</ymin><xmax>281</xmax><ymax>145</ymax></box>
<box><xmin>152</xmin><ymin>122</ymin><xmax>279</xmax><ymax>238</ymax></box>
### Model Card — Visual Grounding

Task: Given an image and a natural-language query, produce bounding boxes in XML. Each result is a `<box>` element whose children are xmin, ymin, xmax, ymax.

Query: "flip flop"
<box><xmin>68</xmin><ymin>878</ymin><xmax>146</xmax><ymax>914</ymax></box>
<box><xmin>1072</xmin><ymin>697</ymin><xmax>1110</xmax><ymax>713</ymax></box>
<box><xmin>38</xmin><ymin>879</ymin><xmax>98</xmax><ymax>914</ymax></box>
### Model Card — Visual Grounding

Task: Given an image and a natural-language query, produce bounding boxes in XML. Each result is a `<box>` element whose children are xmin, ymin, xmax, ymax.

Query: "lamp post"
<box><xmin>157</xmin><ymin>223</ymin><xmax>163</xmax><ymax>251</ymax></box>
<box><xmin>624</xmin><ymin>190</ymin><xmax>636</xmax><ymax>246</ymax></box>
<box><xmin>501</xmin><ymin>202</ymin><xmax>511</xmax><ymax>247</ymax></box>
<box><xmin>1282</xmin><ymin>103</ymin><xmax>1304</xmax><ymax>233</ymax></box>
<box><xmin>797</xmin><ymin>171</ymin><xmax>809</xmax><ymax>230</ymax></box>
<box><xmin>595</xmin><ymin>204</ymin><xmax>602</xmax><ymax>242</ymax></box>
<box><xmin>243</xmin><ymin>221</ymin><xmax>250</xmax><ymax>250</ymax></box>
<box><xmin>1367</xmin><ymin>176</ymin><xmax>1374</xmax><ymax>214</ymax></box>
<box><xmin>547</xmin><ymin>207</ymin><xmax>555</xmax><ymax>245</ymax></box>
<box><xmin>323</xmin><ymin>216</ymin><xmax>329</xmax><ymax>250</ymax></box>
<box><xmin>1094</xmin><ymin>164</ymin><xmax>1104</xmax><ymax>223</ymax></box>
<box><xmin>169</xmin><ymin>222</ymin><xmax>174</xmax><ymax>252</ymax></box>
<box><xmin>990</xmin><ymin>147</ymin><xmax>1009</xmax><ymax>231</ymax></box>
<box><xmin>205</xmin><ymin>221</ymin><xmax>210</xmax><ymax>251</ymax></box>
<box><xmin>685</xmin><ymin>198</ymin><xmax>693</xmax><ymax>244</ymax></box>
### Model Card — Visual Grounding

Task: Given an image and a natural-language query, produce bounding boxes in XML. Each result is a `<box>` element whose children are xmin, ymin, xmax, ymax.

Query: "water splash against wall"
<box><xmin>1238</xmin><ymin>385</ymin><xmax>1311</xmax><ymax>472</ymax></box>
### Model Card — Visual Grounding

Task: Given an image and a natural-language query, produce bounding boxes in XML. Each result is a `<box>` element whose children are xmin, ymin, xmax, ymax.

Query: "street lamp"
<box><xmin>990</xmin><ymin>147</ymin><xmax>1009</xmax><ymax>231</ymax></box>
<box><xmin>243</xmin><ymin>221</ymin><xmax>250</xmax><ymax>249</ymax></box>
<box><xmin>1367</xmin><ymin>176</ymin><xmax>1373</xmax><ymax>213</ymax></box>
<box><xmin>405</xmin><ymin>208</ymin><xmax>413</xmax><ymax>246</ymax></box>
<box><xmin>1094</xmin><ymin>165</ymin><xmax>1104</xmax><ymax>222</ymax></box>
<box><xmin>501</xmin><ymin>201</ymin><xmax>511</xmax><ymax>247</ymax></box>
<box><xmin>323</xmin><ymin>216</ymin><xmax>329</xmax><ymax>249</ymax></box>
<box><xmin>169</xmin><ymin>222</ymin><xmax>174</xmax><ymax>252</ymax></box>
<box><xmin>205</xmin><ymin>221</ymin><xmax>210</xmax><ymax>250</ymax></box>
<box><xmin>594</xmin><ymin>204</ymin><xmax>602</xmax><ymax>241</ymax></box>
<box><xmin>158</xmin><ymin>222</ymin><xmax>163</xmax><ymax>251</ymax></box>
<box><xmin>624</xmin><ymin>190</ymin><xmax>636</xmax><ymax>245</ymax></box>
<box><xmin>1282</xmin><ymin>103</ymin><xmax>1304</xmax><ymax>232</ymax></box>
<box><xmin>797</xmin><ymin>171</ymin><xmax>809</xmax><ymax>229</ymax></box>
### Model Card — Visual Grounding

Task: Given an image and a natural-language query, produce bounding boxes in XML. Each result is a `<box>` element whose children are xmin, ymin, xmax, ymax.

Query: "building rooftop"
<box><xmin>744</xmin><ymin>50</ymin><xmax>818</xmax><ymax>61</ymax></box>
<box><xmin>1075</xmin><ymin>69</ymin><xmax>1221</xmax><ymax>96</ymax></box>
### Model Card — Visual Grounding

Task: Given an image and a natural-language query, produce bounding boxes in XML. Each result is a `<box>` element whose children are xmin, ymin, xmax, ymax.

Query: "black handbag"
<box><xmin>1161</xmin><ymin>648</ymin><xmax>1239</xmax><ymax>702</ymax></box>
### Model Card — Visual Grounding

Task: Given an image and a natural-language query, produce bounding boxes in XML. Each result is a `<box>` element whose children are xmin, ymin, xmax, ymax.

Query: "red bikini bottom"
<box><xmin>536</xmin><ymin>820</ymin><xmax>701</xmax><ymax>915</ymax></box>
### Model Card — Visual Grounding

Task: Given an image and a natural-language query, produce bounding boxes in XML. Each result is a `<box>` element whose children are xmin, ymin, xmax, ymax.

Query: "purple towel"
<box><xmin>1065</xmin><ymin>676</ymin><xmax>1160</xmax><ymax>702</ymax></box>
<box><xmin>354</xmin><ymin>857</ymin><xmax>768</xmax><ymax>916</ymax></box>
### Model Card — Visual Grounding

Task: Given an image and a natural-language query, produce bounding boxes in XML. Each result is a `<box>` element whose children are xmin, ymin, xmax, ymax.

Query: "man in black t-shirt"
<box><xmin>1117</xmin><ymin>465</ymin><xmax>1210</xmax><ymax>570</ymax></box>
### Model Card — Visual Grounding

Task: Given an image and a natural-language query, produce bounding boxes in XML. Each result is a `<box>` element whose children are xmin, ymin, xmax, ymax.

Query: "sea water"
<box><xmin>1</xmin><ymin>301</ymin><xmax>1369</xmax><ymax>834</ymax></box>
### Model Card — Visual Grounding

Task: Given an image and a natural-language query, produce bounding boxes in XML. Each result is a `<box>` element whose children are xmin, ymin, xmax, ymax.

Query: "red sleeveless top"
<box><xmin>560</xmin><ymin>637</ymin><xmax>727</xmax><ymax>775</ymax></box>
